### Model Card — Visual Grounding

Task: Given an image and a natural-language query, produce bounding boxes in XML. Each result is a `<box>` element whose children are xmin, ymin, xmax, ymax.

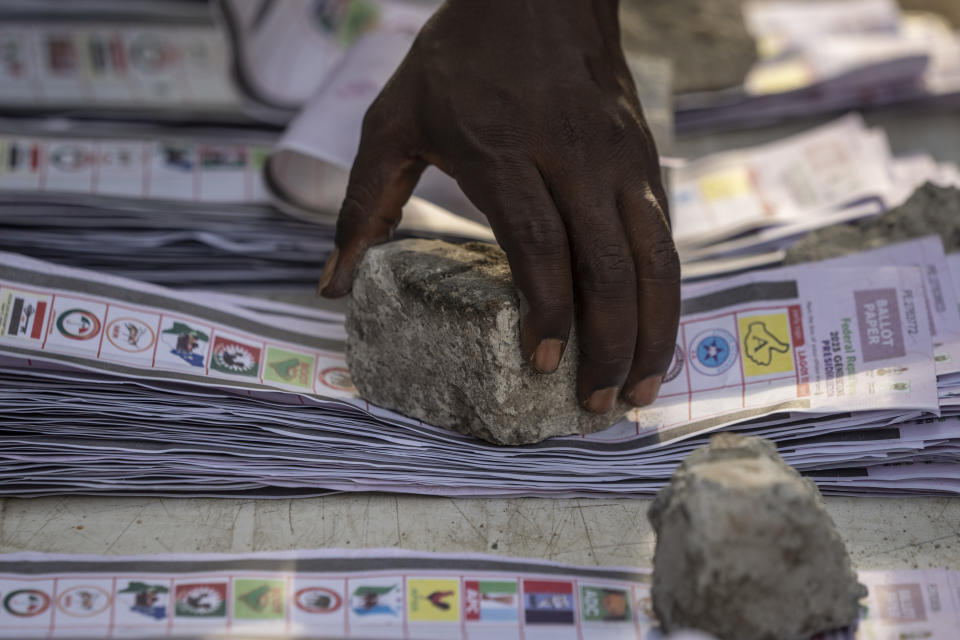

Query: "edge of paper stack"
<box><xmin>3</xmin><ymin>232</ymin><xmax>960</xmax><ymax>498</ymax></box>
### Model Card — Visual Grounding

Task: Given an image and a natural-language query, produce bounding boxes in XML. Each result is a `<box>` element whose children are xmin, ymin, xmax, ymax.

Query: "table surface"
<box><xmin>4</xmin><ymin>107</ymin><xmax>960</xmax><ymax>571</ymax></box>
<box><xmin>2</xmin><ymin>495</ymin><xmax>958</xmax><ymax>569</ymax></box>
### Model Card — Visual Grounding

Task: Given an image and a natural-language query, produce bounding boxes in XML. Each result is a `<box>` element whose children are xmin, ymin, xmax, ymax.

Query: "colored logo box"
<box><xmin>175</xmin><ymin>583</ymin><xmax>227</xmax><ymax>618</ymax></box>
<box><xmin>116</xmin><ymin>581</ymin><xmax>170</xmax><ymax>623</ymax></box>
<box><xmin>0</xmin><ymin>288</ymin><xmax>50</xmax><ymax>342</ymax></box>
<box><xmin>294</xmin><ymin>585</ymin><xmax>342</xmax><ymax>614</ymax></box>
<box><xmin>348</xmin><ymin>579</ymin><xmax>403</xmax><ymax>621</ymax></box>
<box><xmin>157</xmin><ymin>318</ymin><xmax>210</xmax><ymax>370</ymax></box>
<box><xmin>3</xmin><ymin>589</ymin><xmax>52</xmax><ymax>617</ymax></box>
<box><xmin>57</xmin><ymin>585</ymin><xmax>112</xmax><ymax>617</ymax></box>
<box><xmin>464</xmin><ymin>580</ymin><xmax>517</xmax><ymax>622</ymax></box>
<box><xmin>408</xmin><ymin>578</ymin><xmax>459</xmax><ymax>622</ymax></box>
<box><xmin>264</xmin><ymin>346</ymin><xmax>315</xmax><ymax>389</ymax></box>
<box><xmin>580</xmin><ymin>585</ymin><xmax>631</xmax><ymax>622</ymax></box>
<box><xmin>739</xmin><ymin>313</ymin><xmax>794</xmax><ymax>377</ymax></box>
<box><xmin>522</xmin><ymin>580</ymin><xmax>575</xmax><ymax>625</ymax></box>
<box><xmin>689</xmin><ymin>327</ymin><xmax>739</xmax><ymax>377</ymax></box>
<box><xmin>210</xmin><ymin>334</ymin><xmax>261</xmax><ymax>378</ymax></box>
<box><xmin>234</xmin><ymin>579</ymin><xmax>286</xmax><ymax>620</ymax></box>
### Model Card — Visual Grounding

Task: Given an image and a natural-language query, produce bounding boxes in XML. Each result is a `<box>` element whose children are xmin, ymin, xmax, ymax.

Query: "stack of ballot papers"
<box><xmin>2</xmin><ymin>233</ymin><xmax>960</xmax><ymax>498</ymax></box>
<box><xmin>675</xmin><ymin>0</ymin><xmax>960</xmax><ymax>132</ymax></box>
<box><xmin>0</xmin><ymin>549</ymin><xmax>957</xmax><ymax>639</ymax></box>
<box><xmin>672</xmin><ymin>114</ymin><xmax>960</xmax><ymax>267</ymax></box>
<box><xmin>6</xmin><ymin>113</ymin><xmax>959</xmax><ymax>287</ymax></box>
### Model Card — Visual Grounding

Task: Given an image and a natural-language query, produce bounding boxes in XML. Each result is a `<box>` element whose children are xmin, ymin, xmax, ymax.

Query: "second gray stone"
<box><xmin>346</xmin><ymin>239</ymin><xmax>629</xmax><ymax>445</ymax></box>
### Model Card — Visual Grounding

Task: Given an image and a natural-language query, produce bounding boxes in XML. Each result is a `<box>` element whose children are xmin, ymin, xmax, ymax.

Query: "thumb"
<box><xmin>319</xmin><ymin>122</ymin><xmax>425</xmax><ymax>298</ymax></box>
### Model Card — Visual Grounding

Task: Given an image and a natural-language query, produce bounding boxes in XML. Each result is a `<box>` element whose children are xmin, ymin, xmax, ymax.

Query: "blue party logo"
<box><xmin>689</xmin><ymin>328</ymin><xmax>739</xmax><ymax>376</ymax></box>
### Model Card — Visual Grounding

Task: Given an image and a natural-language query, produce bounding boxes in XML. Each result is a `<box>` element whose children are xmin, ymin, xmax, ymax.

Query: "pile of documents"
<box><xmin>2</xmin><ymin>1</ymin><xmax>960</xmax><ymax>500</ymax></box>
<box><xmin>673</xmin><ymin>114</ymin><xmax>960</xmax><ymax>270</ymax></box>
<box><xmin>0</xmin><ymin>549</ymin><xmax>957</xmax><ymax>639</ymax></box>
<box><xmin>0</xmin><ymin>1</ymin><xmax>494</xmax><ymax>289</ymax></box>
<box><xmin>2</xmin><ymin>232</ymin><xmax>960</xmax><ymax>498</ymax></box>
<box><xmin>676</xmin><ymin>0</ymin><xmax>960</xmax><ymax>131</ymax></box>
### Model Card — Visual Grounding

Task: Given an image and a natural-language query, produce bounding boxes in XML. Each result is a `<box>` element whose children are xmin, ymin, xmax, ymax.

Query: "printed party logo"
<box><xmin>0</xmin><ymin>289</ymin><xmax>49</xmax><ymax>341</ymax></box>
<box><xmin>234</xmin><ymin>579</ymin><xmax>286</xmax><ymax>620</ymax></box>
<box><xmin>118</xmin><ymin>581</ymin><xmax>169</xmax><ymax>621</ymax></box>
<box><xmin>738</xmin><ymin>313</ymin><xmax>794</xmax><ymax>377</ymax></box>
<box><xmin>689</xmin><ymin>328</ymin><xmax>738</xmax><ymax>376</ymax></box>
<box><xmin>265</xmin><ymin>346</ymin><xmax>315</xmax><ymax>389</ymax></box>
<box><xmin>464</xmin><ymin>580</ymin><xmax>517</xmax><ymax>622</ymax></box>
<box><xmin>175</xmin><ymin>583</ymin><xmax>227</xmax><ymax>618</ymax></box>
<box><xmin>318</xmin><ymin>366</ymin><xmax>357</xmax><ymax>393</ymax></box>
<box><xmin>106</xmin><ymin>317</ymin><xmax>156</xmax><ymax>352</ymax></box>
<box><xmin>350</xmin><ymin>583</ymin><xmax>402</xmax><ymax>618</ymax></box>
<box><xmin>522</xmin><ymin>580</ymin><xmax>575</xmax><ymax>625</ymax></box>
<box><xmin>3</xmin><ymin>589</ymin><xmax>51</xmax><ymax>617</ymax></box>
<box><xmin>210</xmin><ymin>336</ymin><xmax>261</xmax><ymax>377</ymax></box>
<box><xmin>57</xmin><ymin>585</ymin><xmax>112</xmax><ymax>617</ymax></box>
<box><xmin>408</xmin><ymin>578</ymin><xmax>459</xmax><ymax>622</ymax></box>
<box><xmin>294</xmin><ymin>586</ymin><xmax>342</xmax><ymax>614</ymax></box>
<box><xmin>580</xmin><ymin>585</ymin><xmax>631</xmax><ymax>622</ymax></box>
<box><xmin>56</xmin><ymin>308</ymin><xmax>102</xmax><ymax>341</ymax></box>
<box><xmin>160</xmin><ymin>321</ymin><xmax>210</xmax><ymax>368</ymax></box>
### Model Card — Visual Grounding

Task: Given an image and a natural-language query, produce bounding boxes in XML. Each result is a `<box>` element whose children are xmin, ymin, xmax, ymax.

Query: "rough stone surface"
<box><xmin>620</xmin><ymin>0</ymin><xmax>757</xmax><ymax>93</ymax></box>
<box><xmin>346</xmin><ymin>239</ymin><xmax>628</xmax><ymax>445</ymax></box>
<box><xmin>785</xmin><ymin>184</ymin><xmax>960</xmax><ymax>264</ymax></box>
<box><xmin>648</xmin><ymin>433</ymin><xmax>866</xmax><ymax>640</ymax></box>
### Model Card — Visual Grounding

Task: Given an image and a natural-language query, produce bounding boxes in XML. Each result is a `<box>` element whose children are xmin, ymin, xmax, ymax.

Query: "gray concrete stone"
<box><xmin>346</xmin><ymin>239</ymin><xmax>628</xmax><ymax>445</ymax></box>
<box><xmin>648</xmin><ymin>433</ymin><xmax>866</xmax><ymax>640</ymax></box>
<box><xmin>620</xmin><ymin>0</ymin><xmax>757</xmax><ymax>93</ymax></box>
<box><xmin>785</xmin><ymin>184</ymin><xmax>960</xmax><ymax>264</ymax></box>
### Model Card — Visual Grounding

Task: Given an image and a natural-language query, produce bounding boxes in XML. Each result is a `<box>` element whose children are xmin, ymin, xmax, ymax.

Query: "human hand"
<box><xmin>319</xmin><ymin>0</ymin><xmax>680</xmax><ymax>413</ymax></box>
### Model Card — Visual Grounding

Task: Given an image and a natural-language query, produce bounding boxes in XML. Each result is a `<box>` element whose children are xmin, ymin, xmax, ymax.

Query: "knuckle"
<box><xmin>581</xmin><ymin>341</ymin><xmax>634</xmax><ymax>368</ymax></box>
<box><xmin>639</xmin><ymin>232</ymin><xmax>680</xmax><ymax>282</ymax></box>
<box><xmin>360</xmin><ymin>101</ymin><xmax>392</xmax><ymax>137</ymax></box>
<box><xmin>577</xmin><ymin>244</ymin><xmax>635</xmax><ymax>294</ymax></box>
<box><xmin>508</xmin><ymin>217</ymin><xmax>567</xmax><ymax>258</ymax></box>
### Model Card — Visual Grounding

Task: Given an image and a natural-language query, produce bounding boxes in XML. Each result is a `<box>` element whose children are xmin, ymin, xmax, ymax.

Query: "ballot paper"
<box><xmin>671</xmin><ymin>114</ymin><xmax>893</xmax><ymax>250</ymax></box>
<box><xmin>805</xmin><ymin>236</ymin><xmax>960</xmax><ymax>376</ymax></box>
<box><xmin>0</xmin><ymin>134</ymin><xmax>271</xmax><ymax>205</ymax></box>
<box><xmin>0</xmin><ymin>14</ymin><xmax>245</xmax><ymax>119</ymax></box>
<box><xmin>673</xmin><ymin>117</ymin><xmax>960</xmax><ymax>267</ymax></box>
<box><xmin>0</xmin><ymin>245</ymin><xmax>952</xmax><ymax>499</ymax></box>
<box><xmin>0</xmin><ymin>549</ymin><xmax>957</xmax><ymax>640</ymax></box>
<box><xmin>636</xmin><ymin>262</ymin><xmax>938</xmax><ymax>444</ymax></box>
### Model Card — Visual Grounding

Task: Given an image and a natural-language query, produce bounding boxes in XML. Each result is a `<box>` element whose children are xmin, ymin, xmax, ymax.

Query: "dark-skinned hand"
<box><xmin>319</xmin><ymin>0</ymin><xmax>680</xmax><ymax>414</ymax></box>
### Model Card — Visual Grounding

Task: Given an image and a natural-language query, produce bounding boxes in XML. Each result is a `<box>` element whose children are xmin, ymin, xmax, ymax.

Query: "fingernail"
<box><xmin>626</xmin><ymin>375</ymin><xmax>662</xmax><ymax>407</ymax></box>
<box><xmin>584</xmin><ymin>387</ymin><xmax>618</xmax><ymax>414</ymax></box>
<box><xmin>317</xmin><ymin>248</ymin><xmax>340</xmax><ymax>296</ymax></box>
<box><xmin>531</xmin><ymin>339</ymin><xmax>564</xmax><ymax>373</ymax></box>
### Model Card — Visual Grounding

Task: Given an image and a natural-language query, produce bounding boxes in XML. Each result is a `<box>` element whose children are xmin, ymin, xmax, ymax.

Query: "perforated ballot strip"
<box><xmin>0</xmin><ymin>550</ymin><xmax>958</xmax><ymax>639</ymax></box>
<box><xmin>0</xmin><ymin>255</ymin><xmax>354</xmax><ymax>403</ymax></box>
<box><xmin>0</xmin><ymin>550</ymin><xmax>654</xmax><ymax>640</ymax></box>
<box><xmin>0</xmin><ymin>22</ymin><xmax>242</xmax><ymax>111</ymax></box>
<box><xmin>0</xmin><ymin>250</ymin><xmax>942</xmax><ymax>450</ymax></box>
<box><xmin>0</xmin><ymin>136</ymin><xmax>271</xmax><ymax>204</ymax></box>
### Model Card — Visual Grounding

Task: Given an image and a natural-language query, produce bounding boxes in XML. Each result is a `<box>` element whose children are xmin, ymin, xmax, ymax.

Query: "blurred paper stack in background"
<box><xmin>675</xmin><ymin>0</ymin><xmax>960</xmax><ymax>132</ymax></box>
